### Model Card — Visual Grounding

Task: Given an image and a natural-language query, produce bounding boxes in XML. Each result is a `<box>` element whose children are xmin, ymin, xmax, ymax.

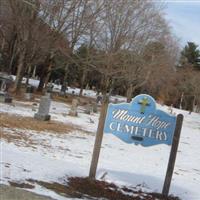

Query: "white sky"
<box><xmin>164</xmin><ymin>0</ymin><xmax>200</xmax><ymax>47</ymax></box>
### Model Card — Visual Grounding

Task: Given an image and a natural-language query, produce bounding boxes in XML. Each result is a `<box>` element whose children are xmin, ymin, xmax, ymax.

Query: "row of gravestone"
<box><xmin>0</xmin><ymin>72</ymin><xmax>115</xmax><ymax>107</ymax></box>
<box><xmin>34</xmin><ymin>96</ymin><xmax>98</xmax><ymax>121</ymax></box>
<box><xmin>0</xmin><ymin>73</ymin><xmax>50</xmax><ymax>102</ymax></box>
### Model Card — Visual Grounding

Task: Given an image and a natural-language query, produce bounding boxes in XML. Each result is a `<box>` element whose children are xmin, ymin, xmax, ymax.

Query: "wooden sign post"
<box><xmin>89</xmin><ymin>94</ymin><xmax>183</xmax><ymax>197</ymax></box>
<box><xmin>162</xmin><ymin>114</ymin><xmax>183</xmax><ymax>196</ymax></box>
<box><xmin>89</xmin><ymin>97</ymin><xmax>109</xmax><ymax>179</ymax></box>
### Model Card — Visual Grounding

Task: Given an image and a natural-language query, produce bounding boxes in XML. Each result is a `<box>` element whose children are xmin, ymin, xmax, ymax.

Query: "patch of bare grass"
<box><xmin>0</xmin><ymin>113</ymin><xmax>73</xmax><ymax>134</ymax></box>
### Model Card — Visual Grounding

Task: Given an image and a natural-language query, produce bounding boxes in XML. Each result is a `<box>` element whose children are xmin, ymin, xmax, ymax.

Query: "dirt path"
<box><xmin>0</xmin><ymin>185</ymin><xmax>54</xmax><ymax>200</ymax></box>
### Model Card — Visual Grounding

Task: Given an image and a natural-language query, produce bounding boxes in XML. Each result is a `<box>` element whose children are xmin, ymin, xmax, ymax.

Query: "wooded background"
<box><xmin>0</xmin><ymin>0</ymin><xmax>199</xmax><ymax>111</ymax></box>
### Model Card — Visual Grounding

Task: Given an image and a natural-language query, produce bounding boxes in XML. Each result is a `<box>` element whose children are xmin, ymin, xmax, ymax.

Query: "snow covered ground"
<box><xmin>0</xmin><ymin>96</ymin><xmax>200</xmax><ymax>200</ymax></box>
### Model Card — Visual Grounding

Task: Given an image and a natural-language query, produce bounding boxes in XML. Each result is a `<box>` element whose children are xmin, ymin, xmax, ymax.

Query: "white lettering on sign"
<box><xmin>112</xmin><ymin>109</ymin><xmax>145</xmax><ymax>124</ymax></box>
<box><xmin>146</xmin><ymin>115</ymin><xmax>170</xmax><ymax>129</ymax></box>
<box><xmin>112</xmin><ymin>109</ymin><xmax>171</xmax><ymax>130</ymax></box>
<box><xmin>109</xmin><ymin>122</ymin><xmax>167</xmax><ymax>141</ymax></box>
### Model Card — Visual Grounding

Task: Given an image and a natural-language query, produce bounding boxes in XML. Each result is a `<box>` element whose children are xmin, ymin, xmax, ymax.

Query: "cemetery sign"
<box><xmin>104</xmin><ymin>94</ymin><xmax>176</xmax><ymax>146</ymax></box>
<box><xmin>89</xmin><ymin>94</ymin><xmax>183</xmax><ymax>197</ymax></box>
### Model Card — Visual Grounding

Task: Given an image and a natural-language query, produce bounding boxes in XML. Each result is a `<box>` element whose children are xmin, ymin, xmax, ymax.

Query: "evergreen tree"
<box><xmin>180</xmin><ymin>42</ymin><xmax>200</xmax><ymax>69</ymax></box>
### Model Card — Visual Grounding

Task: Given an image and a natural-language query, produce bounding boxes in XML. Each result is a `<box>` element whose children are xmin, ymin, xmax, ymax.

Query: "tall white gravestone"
<box><xmin>34</xmin><ymin>96</ymin><xmax>51</xmax><ymax>121</ymax></box>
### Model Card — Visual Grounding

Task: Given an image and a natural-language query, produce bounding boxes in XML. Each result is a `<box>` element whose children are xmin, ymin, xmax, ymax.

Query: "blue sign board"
<box><xmin>104</xmin><ymin>94</ymin><xmax>177</xmax><ymax>147</ymax></box>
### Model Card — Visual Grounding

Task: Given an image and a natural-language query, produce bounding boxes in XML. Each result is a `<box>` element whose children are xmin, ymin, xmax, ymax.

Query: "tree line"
<box><xmin>0</xmin><ymin>0</ymin><xmax>199</xmax><ymax>111</ymax></box>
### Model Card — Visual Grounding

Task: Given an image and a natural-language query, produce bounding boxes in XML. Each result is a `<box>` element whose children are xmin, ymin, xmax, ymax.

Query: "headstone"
<box><xmin>55</xmin><ymin>79</ymin><xmax>61</xmax><ymax>85</ymax></box>
<box><xmin>96</xmin><ymin>94</ymin><xmax>102</xmax><ymax>104</ymax></box>
<box><xmin>0</xmin><ymin>92</ymin><xmax>12</xmax><ymax>103</ymax></box>
<box><xmin>193</xmin><ymin>104</ymin><xmax>200</xmax><ymax>113</ymax></box>
<box><xmin>45</xmin><ymin>82</ymin><xmax>54</xmax><ymax>98</ymax></box>
<box><xmin>25</xmin><ymin>85</ymin><xmax>34</xmax><ymax>100</ymax></box>
<box><xmin>60</xmin><ymin>83</ymin><xmax>67</xmax><ymax>96</ymax></box>
<box><xmin>34</xmin><ymin>96</ymin><xmax>51</xmax><ymax>121</ymax></box>
<box><xmin>32</xmin><ymin>103</ymin><xmax>38</xmax><ymax>111</ymax></box>
<box><xmin>92</xmin><ymin>102</ymin><xmax>98</xmax><ymax>113</ymax></box>
<box><xmin>0</xmin><ymin>73</ymin><xmax>13</xmax><ymax>103</ymax></box>
<box><xmin>85</xmin><ymin>84</ymin><xmax>90</xmax><ymax>90</ymax></box>
<box><xmin>89</xmin><ymin>118</ymin><xmax>95</xmax><ymax>124</ymax></box>
<box><xmin>85</xmin><ymin>103</ymin><xmax>92</xmax><ymax>114</ymax></box>
<box><xmin>72</xmin><ymin>90</ymin><xmax>75</xmax><ymax>95</ymax></box>
<box><xmin>32</xmin><ymin>65</ymin><xmax>37</xmax><ymax>78</ymax></box>
<box><xmin>69</xmin><ymin>99</ymin><xmax>79</xmax><ymax>116</ymax></box>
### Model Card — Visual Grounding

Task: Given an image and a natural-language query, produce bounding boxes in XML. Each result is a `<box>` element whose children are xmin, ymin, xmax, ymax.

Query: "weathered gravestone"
<box><xmin>34</xmin><ymin>96</ymin><xmax>51</xmax><ymax>121</ymax></box>
<box><xmin>85</xmin><ymin>103</ymin><xmax>92</xmax><ymax>114</ymax></box>
<box><xmin>72</xmin><ymin>90</ymin><xmax>75</xmax><ymax>95</ymax></box>
<box><xmin>92</xmin><ymin>102</ymin><xmax>98</xmax><ymax>113</ymax></box>
<box><xmin>25</xmin><ymin>85</ymin><xmax>34</xmax><ymax>100</ymax></box>
<box><xmin>89</xmin><ymin>94</ymin><xmax>183</xmax><ymax>197</ymax></box>
<box><xmin>46</xmin><ymin>82</ymin><xmax>54</xmax><ymax>98</ymax></box>
<box><xmin>69</xmin><ymin>99</ymin><xmax>79</xmax><ymax>116</ymax></box>
<box><xmin>60</xmin><ymin>83</ymin><xmax>67</xmax><ymax>96</ymax></box>
<box><xmin>0</xmin><ymin>73</ymin><xmax>13</xmax><ymax>103</ymax></box>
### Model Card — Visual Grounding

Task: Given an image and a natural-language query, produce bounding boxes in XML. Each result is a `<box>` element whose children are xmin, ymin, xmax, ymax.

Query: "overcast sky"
<box><xmin>164</xmin><ymin>0</ymin><xmax>200</xmax><ymax>47</ymax></box>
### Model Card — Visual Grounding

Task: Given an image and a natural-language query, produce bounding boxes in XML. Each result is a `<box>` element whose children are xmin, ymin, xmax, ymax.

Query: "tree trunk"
<box><xmin>37</xmin><ymin>67</ymin><xmax>47</xmax><ymax>92</ymax></box>
<box><xmin>189</xmin><ymin>95</ymin><xmax>196</xmax><ymax>114</ymax></box>
<box><xmin>44</xmin><ymin>62</ymin><xmax>53</xmax><ymax>88</ymax></box>
<box><xmin>37</xmin><ymin>56</ymin><xmax>51</xmax><ymax>92</ymax></box>
<box><xmin>25</xmin><ymin>65</ymin><xmax>32</xmax><ymax>86</ymax></box>
<box><xmin>100</xmin><ymin>75</ymin><xmax>109</xmax><ymax>94</ymax></box>
<box><xmin>32</xmin><ymin>65</ymin><xmax>37</xmax><ymax>78</ymax></box>
<box><xmin>79</xmin><ymin>70</ymin><xmax>87</xmax><ymax>96</ymax></box>
<box><xmin>61</xmin><ymin>64</ymin><xmax>69</xmax><ymax>90</ymax></box>
<box><xmin>8</xmin><ymin>33</ymin><xmax>18</xmax><ymax>74</ymax></box>
<box><xmin>179</xmin><ymin>92</ymin><xmax>184</xmax><ymax>109</ymax></box>
<box><xmin>126</xmin><ymin>83</ymin><xmax>133</xmax><ymax>103</ymax></box>
<box><xmin>13</xmin><ymin>50</ymin><xmax>26</xmax><ymax>94</ymax></box>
